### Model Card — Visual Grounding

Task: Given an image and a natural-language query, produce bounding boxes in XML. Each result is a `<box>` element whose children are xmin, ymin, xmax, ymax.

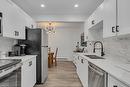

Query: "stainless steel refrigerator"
<box><xmin>18</xmin><ymin>28</ymin><xmax>48</xmax><ymax>84</ymax></box>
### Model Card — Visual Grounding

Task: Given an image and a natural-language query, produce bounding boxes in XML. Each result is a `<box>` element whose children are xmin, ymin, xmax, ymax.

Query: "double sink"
<box><xmin>84</xmin><ymin>55</ymin><xmax>105</xmax><ymax>59</ymax></box>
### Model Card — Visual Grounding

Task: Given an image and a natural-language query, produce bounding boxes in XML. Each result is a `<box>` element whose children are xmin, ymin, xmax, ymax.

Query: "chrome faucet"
<box><xmin>93</xmin><ymin>41</ymin><xmax>105</xmax><ymax>56</ymax></box>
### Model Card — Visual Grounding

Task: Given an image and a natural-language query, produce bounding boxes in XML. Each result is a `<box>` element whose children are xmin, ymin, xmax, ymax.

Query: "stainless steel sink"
<box><xmin>84</xmin><ymin>55</ymin><xmax>105</xmax><ymax>59</ymax></box>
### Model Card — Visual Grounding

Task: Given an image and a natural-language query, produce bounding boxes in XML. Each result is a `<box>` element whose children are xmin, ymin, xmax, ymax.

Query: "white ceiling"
<box><xmin>11</xmin><ymin>0</ymin><xmax>103</xmax><ymax>22</ymax></box>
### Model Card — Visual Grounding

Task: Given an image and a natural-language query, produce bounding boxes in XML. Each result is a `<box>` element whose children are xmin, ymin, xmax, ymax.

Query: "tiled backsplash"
<box><xmin>86</xmin><ymin>36</ymin><xmax>130</xmax><ymax>62</ymax></box>
<box><xmin>0</xmin><ymin>37</ymin><xmax>16</xmax><ymax>52</ymax></box>
<box><xmin>103</xmin><ymin>36</ymin><xmax>130</xmax><ymax>62</ymax></box>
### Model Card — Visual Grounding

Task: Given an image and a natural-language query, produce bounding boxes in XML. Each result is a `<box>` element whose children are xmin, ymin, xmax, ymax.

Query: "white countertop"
<box><xmin>77</xmin><ymin>53</ymin><xmax>130</xmax><ymax>86</ymax></box>
<box><xmin>5</xmin><ymin>55</ymin><xmax>37</xmax><ymax>62</ymax></box>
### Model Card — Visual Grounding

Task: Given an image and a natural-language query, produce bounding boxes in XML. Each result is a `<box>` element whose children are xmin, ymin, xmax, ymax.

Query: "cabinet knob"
<box><xmin>92</xmin><ymin>20</ymin><xmax>95</xmax><ymax>25</ymax></box>
<box><xmin>113</xmin><ymin>85</ymin><xmax>118</xmax><ymax>87</ymax></box>
<box><xmin>14</xmin><ymin>31</ymin><xmax>19</xmax><ymax>36</ymax></box>
<box><xmin>29</xmin><ymin>61</ymin><xmax>32</xmax><ymax>66</ymax></box>
<box><xmin>116</xmin><ymin>25</ymin><xmax>119</xmax><ymax>32</ymax></box>
<box><xmin>112</xmin><ymin>26</ymin><xmax>116</xmax><ymax>33</ymax></box>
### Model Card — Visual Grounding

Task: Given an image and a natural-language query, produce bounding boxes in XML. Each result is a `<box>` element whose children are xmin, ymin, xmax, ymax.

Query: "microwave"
<box><xmin>0</xmin><ymin>12</ymin><xmax>2</xmax><ymax>35</ymax></box>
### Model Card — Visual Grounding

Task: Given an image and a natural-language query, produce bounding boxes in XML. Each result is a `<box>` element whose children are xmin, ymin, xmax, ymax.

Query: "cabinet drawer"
<box><xmin>108</xmin><ymin>74</ymin><xmax>129</xmax><ymax>87</ymax></box>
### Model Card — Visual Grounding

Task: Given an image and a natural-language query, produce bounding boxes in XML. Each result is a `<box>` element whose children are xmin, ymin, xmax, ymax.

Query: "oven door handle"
<box><xmin>89</xmin><ymin>65</ymin><xmax>104</xmax><ymax>76</ymax></box>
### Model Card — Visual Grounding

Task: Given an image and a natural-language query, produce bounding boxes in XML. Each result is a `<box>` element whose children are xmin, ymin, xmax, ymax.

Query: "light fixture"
<box><xmin>74</xmin><ymin>4</ymin><xmax>79</xmax><ymax>8</ymax></box>
<box><xmin>41</xmin><ymin>4</ymin><xmax>45</xmax><ymax>7</ymax></box>
<box><xmin>45</xmin><ymin>22</ymin><xmax>56</xmax><ymax>33</ymax></box>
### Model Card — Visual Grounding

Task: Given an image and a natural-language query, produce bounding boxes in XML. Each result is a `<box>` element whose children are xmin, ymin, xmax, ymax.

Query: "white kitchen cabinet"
<box><xmin>103</xmin><ymin>0</ymin><xmax>117</xmax><ymax>38</ymax></box>
<box><xmin>76</xmin><ymin>56</ymin><xmax>88</xmax><ymax>87</ymax></box>
<box><xmin>108</xmin><ymin>74</ymin><xmax>129</xmax><ymax>87</ymax></box>
<box><xmin>84</xmin><ymin>20</ymin><xmax>89</xmax><ymax>41</ymax></box>
<box><xmin>87</xmin><ymin>3</ymin><xmax>103</xmax><ymax>30</ymax></box>
<box><xmin>0</xmin><ymin>0</ymin><xmax>16</xmax><ymax>38</ymax></box>
<box><xmin>22</xmin><ymin>57</ymin><xmax>36</xmax><ymax>87</ymax></box>
<box><xmin>103</xmin><ymin>0</ymin><xmax>130</xmax><ymax>38</ymax></box>
<box><xmin>117</xmin><ymin>0</ymin><xmax>130</xmax><ymax>36</ymax></box>
<box><xmin>80</xmin><ymin>58</ymin><xmax>88</xmax><ymax>87</ymax></box>
<box><xmin>0</xmin><ymin>0</ymin><xmax>35</xmax><ymax>39</ymax></box>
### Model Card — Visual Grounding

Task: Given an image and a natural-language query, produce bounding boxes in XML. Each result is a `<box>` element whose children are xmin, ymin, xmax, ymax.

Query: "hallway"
<box><xmin>35</xmin><ymin>61</ymin><xmax>82</xmax><ymax>87</ymax></box>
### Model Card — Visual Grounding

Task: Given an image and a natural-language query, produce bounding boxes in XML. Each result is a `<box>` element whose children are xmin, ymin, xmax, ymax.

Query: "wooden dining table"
<box><xmin>48</xmin><ymin>52</ymin><xmax>54</xmax><ymax>68</ymax></box>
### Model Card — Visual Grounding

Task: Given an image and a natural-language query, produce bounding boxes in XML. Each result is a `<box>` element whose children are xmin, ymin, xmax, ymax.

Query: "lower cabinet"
<box><xmin>74</xmin><ymin>54</ymin><xmax>130</xmax><ymax>87</ymax></box>
<box><xmin>108</xmin><ymin>74</ymin><xmax>129</xmax><ymax>87</ymax></box>
<box><xmin>21</xmin><ymin>57</ymin><xmax>36</xmax><ymax>87</ymax></box>
<box><xmin>77</xmin><ymin>56</ymin><xmax>88</xmax><ymax>87</ymax></box>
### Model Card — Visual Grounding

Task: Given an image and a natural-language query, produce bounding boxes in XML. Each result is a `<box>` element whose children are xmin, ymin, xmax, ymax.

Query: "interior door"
<box><xmin>117</xmin><ymin>0</ymin><xmax>130</xmax><ymax>35</ymax></box>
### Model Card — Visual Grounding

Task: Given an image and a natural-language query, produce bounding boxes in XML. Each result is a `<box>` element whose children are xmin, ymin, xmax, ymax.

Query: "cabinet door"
<box><xmin>22</xmin><ymin>60</ymin><xmax>31</xmax><ymax>87</ymax></box>
<box><xmin>103</xmin><ymin>0</ymin><xmax>117</xmax><ymax>38</ymax></box>
<box><xmin>11</xmin><ymin>3</ymin><xmax>26</xmax><ymax>39</ymax></box>
<box><xmin>0</xmin><ymin>0</ymin><xmax>15</xmax><ymax>38</ymax></box>
<box><xmin>80</xmin><ymin>59</ymin><xmax>88</xmax><ymax>87</ymax></box>
<box><xmin>30</xmin><ymin>57</ymin><xmax>36</xmax><ymax>86</ymax></box>
<box><xmin>95</xmin><ymin>4</ymin><xmax>104</xmax><ymax>24</ymax></box>
<box><xmin>108</xmin><ymin>74</ymin><xmax>129</xmax><ymax>87</ymax></box>
<box><xmin>117</xmin><ymin>0</ymin><xmax>130</xmax><ymax>36</ymax></box>
<box><xmin>77</xmin><ymin>56</ymin><xmax>81</xmax><ymax>77</ymax></box>
<box><xmin>22</xmin><ymin>58</ymin><xmax>36</xmax><ymax>87</ymax></box>
<box><xmin>88</xmin><ymin>15</ymin><xmax>94</xmax><ymax>29</ymax></box>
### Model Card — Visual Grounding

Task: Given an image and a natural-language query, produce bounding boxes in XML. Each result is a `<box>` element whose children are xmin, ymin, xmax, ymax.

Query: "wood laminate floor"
<box><xmin>35</xmin><ymin>61</ymin><xmax>83</xmax><ymax>87</ymax></box>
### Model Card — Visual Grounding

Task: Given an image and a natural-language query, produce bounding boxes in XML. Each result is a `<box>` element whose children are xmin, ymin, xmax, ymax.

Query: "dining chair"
<box><xmin>53</xmin><ymin>48</ymin><xmax>58</xmax><ymax>66</ymax></box>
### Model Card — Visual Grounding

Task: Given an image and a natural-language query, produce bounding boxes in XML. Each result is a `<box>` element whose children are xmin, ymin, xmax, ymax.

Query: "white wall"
<box><xmin>48</xmin><ymin>22</ymin><xmax>84</xmax><ymax>60</ymax></box>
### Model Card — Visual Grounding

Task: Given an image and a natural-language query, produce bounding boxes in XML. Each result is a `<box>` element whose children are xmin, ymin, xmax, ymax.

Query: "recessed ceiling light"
<box><xmin>74</xmin><ymin>4</ymin><xmax>79</xmax><ymax>8</ymax></box>
<box><xmin>41</xmin><ymin>4</ymin><xmax>45</xmax><ymax>7</ymax></box>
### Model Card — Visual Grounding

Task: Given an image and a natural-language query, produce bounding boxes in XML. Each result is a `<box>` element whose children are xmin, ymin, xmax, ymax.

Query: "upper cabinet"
<box><xmin>117</xmin><ymin>0</ymin><xmax>130</xmax><ymax>36</ymax></box>
<box><xmin>0</xmin><ymin>0</ymin><xmax>36</xmax><ymax>39</ymax></box>
<box><xmin>103</xmin><ymin>0</ymin><xmax>130</xmax><ymax>38</ymax></box>
<box><xmin>103</xmin><ymin>0</ymin><xmax>117</xmax><ymax>38</ymax></box>
<box><xmin>87</xmin><ymin>4</ymin><xmax>104</xmax><ymax>29</ymax></box>
<box><xmin>85</xmin><ymin>0</ymin><xmax>130</xmax><ymax>39</ymax></box>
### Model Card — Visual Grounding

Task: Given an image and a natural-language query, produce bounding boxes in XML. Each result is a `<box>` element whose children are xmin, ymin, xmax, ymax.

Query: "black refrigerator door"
<box><xmin>18</xmin><ymin>28</ymin><xmax>42</xmax><ymax>84</ymax></box>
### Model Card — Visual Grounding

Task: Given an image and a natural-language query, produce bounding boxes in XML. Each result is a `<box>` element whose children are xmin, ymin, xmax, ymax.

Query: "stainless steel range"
<box><xmin>0</xmin><ymin>59</ymin><xmax>22</xmax><ymax>87</ymax></box>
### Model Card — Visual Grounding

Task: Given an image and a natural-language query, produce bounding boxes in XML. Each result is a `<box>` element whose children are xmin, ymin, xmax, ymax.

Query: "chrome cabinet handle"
<box><xmin>112</xmin><ymin>26</ymin><xmax>116</xmax><ymax>33</ymax></box>
<box><xmin>92</xmin><ymin>20</ymin><xmax>95</xmax><ymax>25</ymax></box>
<box><xmin>14</xmin><ymin>31</ymin><xmax>19</xmax><ymax>36</ymax></box>
<box><xmin>29</xmin><ymin>61</ymin><xmax>32</xmax><ymax>66</ymax></box>
<box><xmin>116</xmin><ymin>25</ymin><xmax>119</xmax><ymax>32</ymax></box>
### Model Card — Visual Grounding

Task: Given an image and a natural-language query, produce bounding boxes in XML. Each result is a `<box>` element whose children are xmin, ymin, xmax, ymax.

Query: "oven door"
<box><xmin>0</xmin><ymin>68</ymin><xmax>21</xmax><ymax>87</ymax></box>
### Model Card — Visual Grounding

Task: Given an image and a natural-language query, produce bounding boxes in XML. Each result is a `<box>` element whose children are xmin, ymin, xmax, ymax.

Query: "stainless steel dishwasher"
<box><xmin>88</xmin><ymin>62</ymin><xmax>107</xmax><ymax>87</ymax></box>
